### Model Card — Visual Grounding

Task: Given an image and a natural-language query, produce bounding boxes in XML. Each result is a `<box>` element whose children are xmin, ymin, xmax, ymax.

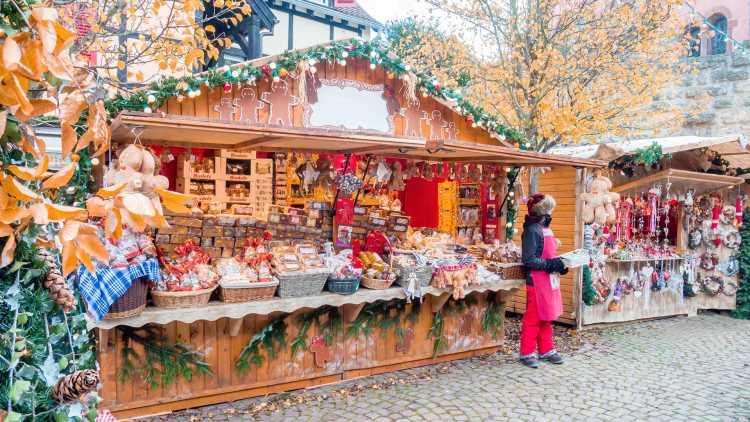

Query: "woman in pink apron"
<box><xmin>520</xmin><ymin>193</ymin><xmax>567</xmax><ymax>368</ymax></box>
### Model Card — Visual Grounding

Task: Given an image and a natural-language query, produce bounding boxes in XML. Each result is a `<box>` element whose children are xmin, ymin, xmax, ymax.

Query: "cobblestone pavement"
<box><xmin>156</xmin><ymin>314</ymin><xmax>750</xmax><ymax>421</ymax></box>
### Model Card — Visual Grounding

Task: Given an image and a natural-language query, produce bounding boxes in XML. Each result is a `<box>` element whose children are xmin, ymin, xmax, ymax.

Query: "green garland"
<box><xmin>732</xmin><ymin>209</ymin><xmax>750</xmax><ymax>319</ymax></box>
<box><xmin>504</xmin><ymin>168</ymin><xmax>520</xmax><ymax>240</ymax></box>
<box><xmin>480</xmin><ymin>294</ymin><xmax>503</xmax><ymax>339</ymax></box>
<box><xmin>427</xmin><ymin>311</ymin><xmax>446</xmax><ymax>358</ymax></box>
<box><xmin>346</xmin><ymin>300</ymin><xmax>409</xmax><ymax>340</ymax></box>
<box><xmin>235</xmin><ymin>318</ymin><xmax>287</xmax><ymax>372</ymax></box>
<box><xmin>290</xmin><ymin>306</ymin><xmax>342</xmax><ymax>356</ymax></box>
<box><xmin>609</xmin><ymin>142</ymin><xmax>671</xmax><ymax>177</ymax></box>
<box><xmin>117</xmin><ymin>326</ymin><xmax>212</xmax><ymax>390</ymax></box>
<box><xmin>582</xmin><ymin>265</ymin><xmax>596</xmax><ymax>306</ymax></box>
<box><xmin>105</xmin><ymin>38</ymin><xmax>527</xmax><ymax>148</ymax></box>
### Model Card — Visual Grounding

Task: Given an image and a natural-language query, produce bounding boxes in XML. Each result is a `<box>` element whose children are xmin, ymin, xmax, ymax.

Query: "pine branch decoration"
<box><xmin>51</xmin><ymin>369</ymin><xmax>100</xmax><ymax>403</ymax></box>
<box><xmin>38</xmin><ymin>249</ymin><xmax>76</xmax><ymax>313</ymax></box>
<box><xmin>732</xmin><ymin>208</ymin><xmax>750</xmax><ymax>319</ymax></box>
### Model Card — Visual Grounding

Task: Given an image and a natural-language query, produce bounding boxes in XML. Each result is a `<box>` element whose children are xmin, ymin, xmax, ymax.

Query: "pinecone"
<box><xmin>38</xmin><ymin>249</ymin><xmax>76</xmax><ymax>313</ymax></box>
<box><xmin>51</xmin><ymin>369</ymin><xmax>100</xmax><ymax>403</ymax></box>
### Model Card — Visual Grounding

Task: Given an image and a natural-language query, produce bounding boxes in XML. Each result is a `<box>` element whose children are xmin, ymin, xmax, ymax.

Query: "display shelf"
<box><xmin>89</xmin><ymin>278</ymin><xmax>524</xmax><ymax>330</ymax></box>
<box><xmin>605</xmin><ymin>257</ymin><xmax>684</xmax><ymax>263</ymax></box>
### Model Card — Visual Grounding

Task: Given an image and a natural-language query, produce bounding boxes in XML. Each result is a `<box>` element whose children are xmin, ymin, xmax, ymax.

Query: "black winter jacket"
<box><xmin>521</xmin><ymin>214</ymin><xmax>567</xmax><ymax>285</ymax></box>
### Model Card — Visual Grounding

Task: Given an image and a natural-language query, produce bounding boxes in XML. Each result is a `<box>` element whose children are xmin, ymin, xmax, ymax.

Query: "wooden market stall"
<box><xmin>92</xmin><ymin>40</ymin><xmax>602</xmax><ymax>418</ymax></box>
<box><xmin>544</xmin><ymin>135</ymin><xmax>749</xmax><ymax>327</ymax></box>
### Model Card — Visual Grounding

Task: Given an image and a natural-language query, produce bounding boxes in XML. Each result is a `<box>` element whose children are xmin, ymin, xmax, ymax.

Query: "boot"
<box><xmin>540</xmin><ymin>351</ymin><xmax>564</xmax><ymax>365</ymax></box>
<box><xmin>519</xmin><ymin>356</ymin><xmax>540</xmax><ymax>368</ymax></box>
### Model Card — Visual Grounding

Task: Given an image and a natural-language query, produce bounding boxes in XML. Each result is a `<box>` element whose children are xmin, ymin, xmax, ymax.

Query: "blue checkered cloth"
<box><xmin>76</xmin><ymin>257</ymin><xmax>162</xmax><ymax>321</ymax></box>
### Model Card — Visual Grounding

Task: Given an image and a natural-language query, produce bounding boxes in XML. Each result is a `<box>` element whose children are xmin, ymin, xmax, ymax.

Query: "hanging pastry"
<box><xmin>448</xmin><ymin>163</ymin><xmax>456</xmax><ymax>180</ymax></box>
<box><xmin>296</xmin><ymin>160</ymin><xmax>319</xmax><ymax>195</ymax></box>
<box><xmin>405</xmin><ymin>161</ymin><xmax>420</xmax><ymax>179</ymax></box>
<box><xmin>468</xmin><ymin>165</ymin><xmax>481</xmax><ymax>183</ymax></box>
<box><xmin>375</xmin><ymin>160</ymin><xmax>392</xmax><ymax>185</ymax></box>
<box><xmin>389</xmin><ymin>162</ymin><xmax>406</xmax><ymax>191</ymax></box>
<box><xmin>423</xmin><ymin>162</ymin><xmax>434</xmax><ymax>181</ymax></box>
<box><xmin>315</xmin><ymin>157</ymin><xmax>334</xmax><ymax>191</ymax></box>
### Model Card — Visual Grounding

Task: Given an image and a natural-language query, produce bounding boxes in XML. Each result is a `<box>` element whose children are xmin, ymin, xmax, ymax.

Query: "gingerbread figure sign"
<box><xmin>260</xmin><ymin>78</ymin><xmax>300</xmax><ymax>127</ymax></box>
<box><xmin>395</xmin><ymin>328</ymin><xmax>415</xmax><ymax>353</ymax></box>
<box><xmin>399</xmin><ymin>100</ymin><xmax>428</xmax><ymax>139</ymax></box>
<box><xmin>428</xmin><ymin>110</ymin><xmax>448</xmax><ymax>141</ymax></box>
<box><xmin>214</xmin><ymin>95</ymin><xmax>237</xmax><ymax>122</ymax></box>
<box><xmin>310</xmin><ymin>335</ymin><xmax>333</xmax><ymax>368</ymax></box>
<box><xmin>444</xmin><ymin>122</ymin><xmax>459</xmax><ymax>141</ymax></box>
<box><xmin>235</xmin><ymin>87</ymin><xmax>262</xmax><ymax>124</ymax></box>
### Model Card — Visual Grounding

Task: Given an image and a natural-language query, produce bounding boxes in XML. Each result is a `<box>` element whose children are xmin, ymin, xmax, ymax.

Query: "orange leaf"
<box><xmin>86</xmin><ymin>197</ymin><xmax>108</xmax><ymax>218</ymax></box>
<box><xmin>59</xmin><ymin>91</ymin><xmax>87</xmax><ymax>125</ymax></box>
<box><xmin>60</xmin><ymin>124</ymin><xmax>77</xmax><ymax>159</ymax></box>
<box><xmin>59</xmin><ymin>220</ymin><xmax>80</xmax><ymax>242</ymax></box>
<box><xmin>0</xmin><ymin>224</ymin><xmax>12</xmax><ymax>237</ymax></box>
<box><xmin>2</xmin><ymin>175</ymin><xmax>41</xmax><ymax>201</ymax></box>
<box><xmin>96</xmin><ymin>182</ymin><xmax>129</xmax><ymax>198</ymax></box>
<box><xmin>61</xmin><ymin>241</ymin><xmax>77</xmax><ymax>276</ymax></box>
<box><xmin>120</xmin><ymin>209</ymin><xmax>146</xmax><ymax>232</ymax></box>
<box><xmin>3</xmin><ymin>35</ymin><xmax>35</xmax><ymax>80</ymax></box>
<box><xmin>7</xmin><ymin>154</ymin><xmax>49</xmax><ymax>181</ymax></box>
<box><xmin>7</xmin><ymin>73</ymin><xmax>33</xmax><ymax>116</ymax></box>
<box><xmin>0</xmin><ymin>207</ymin><xmax>28</xmax><ymax>224</ymax></box>
<box><xmin>13</xmin><ymin>99</ymin><xmax>56</xmax><ymax>122</ymax></box>
<box><xmin>75</xmin><ymin>247</ymin><xmax>95</xmax><ymax>274</ymax></box>
<box><xmin>0</xmin><ymin>234</ymin><xmax>15</xmax><ymax>268</ymax></box>
<box><xmin>46</xmin><ymin>203</ymin><xmax>88</xmax><ymax>221</ymax></box>
<box><xmin>119</xmin><ymin>193</ymin><xmax>156</xmax><ymax>216</ymax></box>
<box><xmin>155</xmin><ymin>187</ymin><xmax>194</xmax><ymax>214</ymax></box>
<box><xmin>76</xmin><ymin>233</ymin><xmax>108</xmax><ymax>263</ymax></box>
<box><xmin>0</xmin><ymin>110</ymin><xmax>6</xmax><ymax>136</ymax></box>
<box><xmin>29</xmin><ymin>202</ymin><xmax>49</xmax><ymax>225</ymax></box>
<box><xmin>145</xmin><ymin>213</ymin><xmax>169</xmax><ymax>229</ymax></box>
<box><xmin>106</xmin><ymin>208</ymin><xmax>123</xmax><ymax>240</ymax></box>
<box><xmin>41</xmin><ymin>161</ymin><xmax>76</xmax><ymax>190</ymax></box>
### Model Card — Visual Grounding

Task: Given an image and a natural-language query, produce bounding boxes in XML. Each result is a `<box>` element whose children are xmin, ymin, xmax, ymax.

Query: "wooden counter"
<box><xmin>98</xmin><ymin>280</ymin><xmax>523</xmax><ymax>419</ymax></box>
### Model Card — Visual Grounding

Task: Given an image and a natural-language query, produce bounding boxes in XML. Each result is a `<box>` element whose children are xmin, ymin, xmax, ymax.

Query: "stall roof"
<box><xmin>550</xmin><ymin>135</ymin><xmax>750</xmax><ymax>168</ymax></box>
<box><xmin>111</xmin><ymin>111</ymin><xmax>604</xmax><ymax>168</ymax></box>
<box><xmin>612</xmin><ymin>169</ymin><xmax>743</xmax><ymax>196</ymax></box>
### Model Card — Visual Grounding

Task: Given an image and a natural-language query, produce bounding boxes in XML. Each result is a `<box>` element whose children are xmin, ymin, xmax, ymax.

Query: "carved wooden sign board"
<box><xmin>207</xmin><ymin>58</ymin><xmax>479</xmax><ymax>145</ymax></box>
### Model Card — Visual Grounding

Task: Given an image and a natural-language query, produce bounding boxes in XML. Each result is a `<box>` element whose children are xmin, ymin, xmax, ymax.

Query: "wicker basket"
<box><xmin>491</xmin><ymin>263</ymin><xmax>525</xmax><ymax>280</ymax></box>
<box><xmin>218</xmin><ymin>280</ymin><xmax>278</xmax><ymax>303</ymax></box>
<box><xmin>276</xmin><ymin>269</ymin><xmax>330</xmax><ymax>298</ymax></box>
<box><xmin>326</xmin><ymin>277</ymin><xmax>360</xmax><ymax>295</ymax></box>
<box><xmin>105</xmin><ymin>278</ymin><xmax>148</xmax><ymax>320</ymax></box>
<box><xmin>151</xmin><ymin>286</ymin><xmax>217</xmax><ymax>309</ymax></box>
<box><xmin>362</xmin><ymin>246</ymin><xmax>397</xmax><ymax>290</ymax></box>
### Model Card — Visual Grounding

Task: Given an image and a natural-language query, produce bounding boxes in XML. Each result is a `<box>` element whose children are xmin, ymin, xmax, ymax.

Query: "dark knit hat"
<box><xmin>527</xmin><ymin>193</ymin><xmax>545</xmax><ymax>215</ymax></box>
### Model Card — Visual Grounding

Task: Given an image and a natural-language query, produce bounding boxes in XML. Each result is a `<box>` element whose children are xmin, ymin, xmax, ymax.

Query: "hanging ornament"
<box><xmin>146</xmin><ymin>94</ymin><xmax>156</xmax><ymax>104</ymax></box>
<box><xmin>334</xmin><ymin>173</ymin><xmax>363</xmax><ymax>195</ymax></box>
<box><xmin>423</xmin><ymin>163</ymin><xmax>434</xmax><ymax>181</ymax></box>
<box><xmin>223</xmin><ymin>82</ymin><xmax>232</xmax><ymax>93</ymax></box>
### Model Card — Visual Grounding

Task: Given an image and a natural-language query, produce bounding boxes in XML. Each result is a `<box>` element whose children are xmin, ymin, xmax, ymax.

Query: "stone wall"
<box><xmin>662</xmin><ymin>50</ymin><xmax>750</xmax><ymax>138</ymax></box>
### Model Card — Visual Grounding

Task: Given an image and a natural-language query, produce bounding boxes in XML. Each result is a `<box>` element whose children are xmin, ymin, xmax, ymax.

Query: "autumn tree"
<box><xmin>0</xmin><ymin>1</ymin><xmax>197</xmax><ymax>419</ymax></box>
<box><xmin>56</xmin><ymin>0</ymin><xmax>252</xmax><ymax>87</ymax></box>
<box><xmin>396</xmin><ymin>0</ymin><xmax>690</xmax><ymax>151</ymax></box>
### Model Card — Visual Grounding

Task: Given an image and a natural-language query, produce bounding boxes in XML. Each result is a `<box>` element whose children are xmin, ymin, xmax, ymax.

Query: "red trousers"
<box><xmin>520</xmin><ymin>285</ymin><xmax>555</xmax><ymax>357</ymax></box>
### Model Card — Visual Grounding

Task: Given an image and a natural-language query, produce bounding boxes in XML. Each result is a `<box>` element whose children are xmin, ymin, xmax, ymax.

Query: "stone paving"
<box><xmin>155</xmin><ymin>314</ymin><xmax>750</xmax><ymax>421</ymax></box>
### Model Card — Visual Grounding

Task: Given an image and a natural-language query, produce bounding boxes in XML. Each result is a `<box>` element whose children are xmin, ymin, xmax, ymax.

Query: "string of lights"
<box><xmin>683</xmin><ymin>2</ymin><xmax>750</xmax><ymax>56</ymax></box>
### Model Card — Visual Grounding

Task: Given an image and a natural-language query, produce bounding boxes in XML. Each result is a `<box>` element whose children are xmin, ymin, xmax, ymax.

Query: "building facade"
<box><xmin>665</xmin><ymin>1</ymin><xmax>750</xmax><ymax>139</ymax></box>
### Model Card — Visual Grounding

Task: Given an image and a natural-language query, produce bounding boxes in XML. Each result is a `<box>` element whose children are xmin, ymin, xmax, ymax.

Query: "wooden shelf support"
<box><xmin>342</xmin><ymin>303</ymin><xmax>366</xmax><ymax>323</ymax></box>
<box><xmin>228</xmin><ymin>318</ymin><xmax>244</xmax><ymax>337</ymax></box>
<box><xmin>431</xmin><ymin>292</ymin><xmax>451</xmax><ymax>313</ymax></box>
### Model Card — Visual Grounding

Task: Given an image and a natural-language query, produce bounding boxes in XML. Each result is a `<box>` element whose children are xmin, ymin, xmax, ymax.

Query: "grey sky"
<box><xmin>358</xmin><ymin>0</ymin><xmax>426</xmax><ymax>24</ymax></box>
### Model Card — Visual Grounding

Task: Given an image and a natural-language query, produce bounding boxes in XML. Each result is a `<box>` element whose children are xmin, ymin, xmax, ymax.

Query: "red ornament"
<box><xmin>261</xmin><ymin>64</ymin><xmax>272</xmax><ymax>76</ymax></box>
<box><xmin>223</xmin><ymin>82</ymin><xmax>232</xmax><ymax>93</ymax></box>
<box><xmin>712</xmin><ymin>203</ymin><xmax>721</xmax><ymax>231</ymax></box>
<box><xmin>466</xmin><ymin>115</ymin><xmax>474</xmax><ymax>124</ymax></box>
<box><xmin>714</xmin><ymin>236</ymin><xmax>722</xmax><ymax>246</ymax></box>
<box><xmin>434</xmin><ymin>84</ymin><xmax>441</xmax><ymax>92</ymax></box>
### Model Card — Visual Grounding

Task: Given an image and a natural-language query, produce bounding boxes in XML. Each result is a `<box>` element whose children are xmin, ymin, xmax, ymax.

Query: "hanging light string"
<box><xmin>683</xmin><ymin>2</ymin><xmax>750</xmax><ymax>56</ymax></box>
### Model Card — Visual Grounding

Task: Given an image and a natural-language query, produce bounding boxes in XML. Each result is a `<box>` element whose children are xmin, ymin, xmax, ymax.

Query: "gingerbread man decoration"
<box><xmin>235</xmin><ymin>87</ymin><xmax>262</xmax><ymax>124</ymax></box>
<box><xmin>214</xmin><ymin>95</ymin><xmax>237</xmax><ymax>121</ymax></box>
<box><xmin>309</xmin><ymin>335</ymin><xmax>333</xmax><ymax>368</ymax></box>
<box><xmin>444</xmin><ymin>122</ymin><xmax>459</xmax><ymax>141</ymax></box>
<box><xmin>260</xmin><ymin>78</ymin><xmax>300</xmax><ymax>127</ymax></box>
<box><xmin>395</xmin><ymin>328</ymin><xmax>415</xmax><ymax>353</ymax></box>
<box><xmin>428</xmin><ymin>110</ymin><xmax>448</xmax><ymax>141</ymax></box>
<box><xmin>400</xmin><ymin>100</ymin><xmax>428</xmax><ymax>138</ymax></box>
